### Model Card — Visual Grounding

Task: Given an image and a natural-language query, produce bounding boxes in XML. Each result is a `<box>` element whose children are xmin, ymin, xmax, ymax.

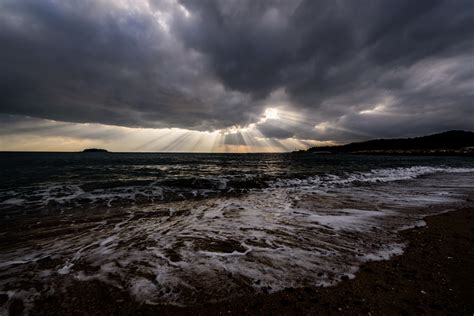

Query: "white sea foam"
<box><xmin>1</xmin><ymin>198</ymin><xmax>26</xmax><ymax>206</ymax></box>
<box><xmin>361</xmin><ymin>243</ymin><xmax>405</xmax><ymax>262</ymax></box>
<box><xmin>271</xmin><ymin>166</ymin><xmax>474</xmax><ymax>189</ymax></box>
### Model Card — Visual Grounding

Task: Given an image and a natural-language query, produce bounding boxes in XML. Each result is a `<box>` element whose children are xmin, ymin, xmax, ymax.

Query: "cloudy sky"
<box><xmin>1</xmin><ymin>0</ymin><xmax>473</xmax><ymax>152</ymax></box>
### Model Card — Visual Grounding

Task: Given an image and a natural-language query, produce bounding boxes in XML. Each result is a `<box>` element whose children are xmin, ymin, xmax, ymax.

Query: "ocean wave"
<box><xmin>270</xmin><ymin>166</ymin><xmax>474</xmax><ymax>188</ymax></box>
<box><xmin>1</xmin><ymin>166</ymin><xmax>473</xmax><ymax>212</ymax></box>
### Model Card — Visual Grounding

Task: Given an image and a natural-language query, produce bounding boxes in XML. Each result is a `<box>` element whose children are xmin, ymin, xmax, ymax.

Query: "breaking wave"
<box><xmin>1</xmin><ymin>166</ymin><xmax>472</xmax><ymax>212</ymax></box>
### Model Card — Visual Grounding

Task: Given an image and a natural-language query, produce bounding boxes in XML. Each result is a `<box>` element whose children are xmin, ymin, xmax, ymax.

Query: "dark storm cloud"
<box><xmin>257</xmin><ymin>121</ymin><xmax>295</xmax><ymax>139</ymax></box>
<box><xmin>0</xmin><ymin>0</ymin><xmax>473</xmax><ymax>140</ymax></box>
<box><xmin>0</xmin><ymin>0</ymin><xmax>254</xmax><ymax>130</ymax></box>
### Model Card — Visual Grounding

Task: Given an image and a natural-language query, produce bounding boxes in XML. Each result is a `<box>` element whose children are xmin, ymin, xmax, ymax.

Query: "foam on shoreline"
<box><xmin>1</xmin><ymin>169</ymin><xmax>473</xmax><ymax>311</ymax></box>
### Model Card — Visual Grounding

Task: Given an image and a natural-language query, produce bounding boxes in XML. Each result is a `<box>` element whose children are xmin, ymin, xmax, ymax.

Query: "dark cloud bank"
<box><xmin>0</xmin><ymin>0</ymin><xmax>473</xmax><ymax>142</ymax></box>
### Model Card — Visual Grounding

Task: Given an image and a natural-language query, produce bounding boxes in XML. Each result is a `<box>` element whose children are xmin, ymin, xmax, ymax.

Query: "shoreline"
<box><xmin>21</xmin><ymin>204</ymin><xmax>474</xmax><ymax>315</ymax></box>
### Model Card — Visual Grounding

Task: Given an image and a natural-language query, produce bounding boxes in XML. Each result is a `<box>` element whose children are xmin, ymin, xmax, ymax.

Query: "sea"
<box><xmin>1</xmin><ymin>152</ymin><xmax>473</xmax><ymax>310</ymax></box>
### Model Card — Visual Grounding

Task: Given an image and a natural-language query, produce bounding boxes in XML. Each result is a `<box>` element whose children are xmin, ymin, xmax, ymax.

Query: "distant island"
<box><xmin>295</xmin><ymin>130</ymin><xmax>474</xmax><ymax>156</ymax></box>
<box><xmin>82</xmin><ymin>148</ymin><xmax>109</xmax><ymax>153</ymax></box>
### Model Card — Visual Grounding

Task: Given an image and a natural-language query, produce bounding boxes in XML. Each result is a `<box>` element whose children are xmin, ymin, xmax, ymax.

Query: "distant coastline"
<box><xmin>295</xmin><ymin>130</ymin><xmax>474</xmax><ymax>156</ymax></box>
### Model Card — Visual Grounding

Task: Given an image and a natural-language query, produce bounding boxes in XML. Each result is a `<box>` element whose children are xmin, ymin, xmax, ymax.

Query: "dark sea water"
<box><xmin>1</xmin><ymin>152</ymin><xmax>473</xmax><ymax>214</ymax></box>
<box><xmin>1</xmin><ymin>152</ymin><xmax>473</xmax><ymax>310</ymax></box>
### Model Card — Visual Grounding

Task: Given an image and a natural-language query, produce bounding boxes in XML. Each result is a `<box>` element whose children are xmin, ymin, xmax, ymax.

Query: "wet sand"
<box><xmin>17</xmin><ymin>204</ymin><xmax>473</xmax><ymax>315</ymax></box>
